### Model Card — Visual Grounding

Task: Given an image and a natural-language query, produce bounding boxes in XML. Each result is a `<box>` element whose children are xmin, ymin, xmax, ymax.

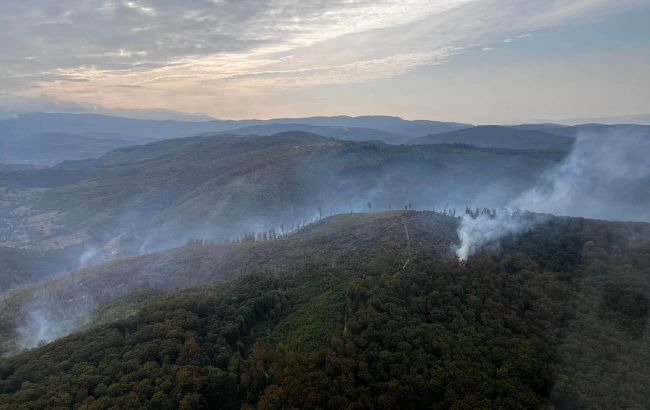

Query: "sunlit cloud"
<box><xmin>0</xmin><ymin>0</ymin><xmax>647</xmax><ymax>118</ymax></box>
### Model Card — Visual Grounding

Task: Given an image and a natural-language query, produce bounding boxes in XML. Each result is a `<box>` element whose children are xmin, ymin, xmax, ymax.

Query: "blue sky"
<box><xmin>0</xmin><ymin>0</ymin><xmax>648</xmax><ymax>122</ymax></box>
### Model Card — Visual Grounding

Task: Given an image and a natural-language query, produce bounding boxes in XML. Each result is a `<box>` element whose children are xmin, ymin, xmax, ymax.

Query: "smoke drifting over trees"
<box><xmin>455</xmin><ymin>128</ymin><xmax>650</xmax><ymax>260</ymax></box>
<box><xmin>456</xmin><ymin>209</ymin><xmax>531</xmax><ymax>261</ymax></box>
<box><xmin>514</xmin><ymin>128</ymin><xmax>650</xmax><ymax>222</ymax></box>
<box><xmin>1</xmin><ymin>124</ymin><xmax>649</xmax><ymax>353</ymax></box>
<box><xmin>0</xmin><ymin>119</ymin><xmax>649</xmax><ymax>409</ymax></box>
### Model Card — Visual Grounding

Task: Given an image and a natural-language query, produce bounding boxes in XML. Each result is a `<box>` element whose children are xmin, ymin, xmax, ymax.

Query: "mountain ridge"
<box><xmin>0</xmin><ymin>132</ymin><xmax>564</xmax><ymax>256</ymax></box>
<box><xmin>408</xmin><ymin>125</ymin><xmax>574</xmax><ymax>150</ymax></box>
<box><xmin>0</xmin><ymin>210</ymin><xmax>648</xmax><ymax>408</ymax></box>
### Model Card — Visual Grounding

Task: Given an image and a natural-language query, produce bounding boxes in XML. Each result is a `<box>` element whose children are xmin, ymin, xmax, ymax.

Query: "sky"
<box><xmin>1</xmin><ymin>0</ymin><xmax>649</xmax><ymax>122</ymax></box>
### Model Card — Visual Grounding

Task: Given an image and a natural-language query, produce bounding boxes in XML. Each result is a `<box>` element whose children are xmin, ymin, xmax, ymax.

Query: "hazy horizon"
<box><xmin>4</xmin><ymin>109</ymin><xmax>650</xmax><ymax>127</ymax></box>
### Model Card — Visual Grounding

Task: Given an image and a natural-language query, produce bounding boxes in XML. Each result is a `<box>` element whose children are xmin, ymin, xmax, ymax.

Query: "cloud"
<box><xmin>0</xmin><ymin>0</ymin><xmax>645</xmax><ymax>116</ymax></box>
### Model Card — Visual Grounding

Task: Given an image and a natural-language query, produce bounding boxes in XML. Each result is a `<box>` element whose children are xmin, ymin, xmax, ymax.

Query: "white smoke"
<box><xmin>78</xmin><ymin>246</ymin><xmax>99</xmax><ymax>268</ymax></box>
<box><xmin>514</xmin><ymin>129</ymin><xmax>650</xmax><ymax>222</ymax></box>
<box><xmin>15</xmin><ymin>289</ymin><xmax>97</xmax><ymax>351</ymax></box>
<box><xmin>455</xmin><ymin>209</ymin><xmax>536</xmax><ymax>261</ymax></box>
<box><xmin>456</xmin><ymin>127</ymin><xmax>650</xmax><ymax>260</ymax></box>
<box><xmin>17</xmin><ymin>309</ymin><xmax>61</xmax><ymax>349</ymax></box>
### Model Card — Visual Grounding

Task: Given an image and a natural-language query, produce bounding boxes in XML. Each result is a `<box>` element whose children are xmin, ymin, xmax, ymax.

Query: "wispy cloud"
<box><xmin>0</xmin><ymin>0</ymin><xmax>645</xmax><ymax>117</ymax></box>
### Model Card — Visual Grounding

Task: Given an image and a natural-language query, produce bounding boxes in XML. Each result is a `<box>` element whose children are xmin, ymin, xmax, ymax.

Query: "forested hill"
<box><xmin>0</xmin><ymin>132</ymin><xmax>563</xmax><ymax>257</ymax></box>
<box><xmin>0</xmin><ymin>211</ymin><xmax>458</xmax><ymax>356</ymax></box>
<box><xmin>0</xmin><ymin>210</ymin><xmax>649</xmax><ymax>409</ymax></box>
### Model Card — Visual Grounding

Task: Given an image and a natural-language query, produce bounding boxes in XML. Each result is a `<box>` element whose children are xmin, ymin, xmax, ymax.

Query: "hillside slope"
<box><xmin>0</xmin><ymin>211</ymin><xmax>457</xmax><ymax>355</ymax></box>
<box><xmin>0</xmin><ymin>132</ymin><xmax>564</xmax><ymax>255</ymax></box>
<box><xmin>408</xmin><ymin>125</ymin><xmax>574</xmax><ymax>150</ymax></box>
<box><xmin>0</xmin><ymin>210</ymin><xmax>648</xmax><ymax>409</ymax></box>
<box><xmin>0</xmin><ymin>247</ymin><xmax>78</xmax><ymax>293</ymax></box>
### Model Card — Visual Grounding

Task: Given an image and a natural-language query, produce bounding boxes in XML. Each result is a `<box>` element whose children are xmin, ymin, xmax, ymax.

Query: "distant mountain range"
<box><xmin>262</xmin><ymin>115</ymin><xmax>472</xmax><ymax>137</ymax></box>
<box><xmin>2</xmin><ymin>112</ymin><xmax>649</xmax><ymax>165</ymax></box>
<box><xmin>407</xmin><ymin>125</ymin><xmax>574</xmax><ymax>150</ymax></box>
<box><xmin>536</xmin><ymin>113</ymin><xmax>650</xmax><ymax>125</ymax></box>
<box><xmin>0</xmin><ymin>132</ymin><xmax>133</xmax><ymax>165</ymax></box>
<box><xmin>217</xmin><ymin>123</ymin><xmax>408</xmax><ymax>144</ymax></box>
<box><xmin>0</xmin><ymin>113</ymin><xmax>471</xmax><ymax>165</ymax></box>
<box><xmin>0</xmin><ymin>112</ymin><xmax>470</xmax><ymax>143</ymax></box>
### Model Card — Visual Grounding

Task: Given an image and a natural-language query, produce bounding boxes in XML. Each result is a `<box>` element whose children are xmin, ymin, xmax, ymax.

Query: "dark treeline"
<box><xmin>464</xmin><ymin>206</ymin><xmax>497</xmax><ymax>219</ymax></box>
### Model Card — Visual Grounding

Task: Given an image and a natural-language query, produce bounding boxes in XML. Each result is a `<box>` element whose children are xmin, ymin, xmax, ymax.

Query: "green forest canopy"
<box><xmin>0</xmin><ymin>211</ymin><xmax>648</xmax><ymax>409</ymax></box>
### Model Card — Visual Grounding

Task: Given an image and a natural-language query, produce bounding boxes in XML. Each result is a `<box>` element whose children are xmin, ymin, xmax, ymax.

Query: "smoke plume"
<box><xmin>455</xmin><ymin>209</ymin><xmax>542</xmax><ymax>261</ymax></box>
<box><xmin>456</xmin><ymin>127</ymin><xmax>650</xmax><ymax>260</ymax></box>
<box><xmin>514</xmin><ymin>129</ymin><xmax>650</xmax><ymax>222</ymax></box>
